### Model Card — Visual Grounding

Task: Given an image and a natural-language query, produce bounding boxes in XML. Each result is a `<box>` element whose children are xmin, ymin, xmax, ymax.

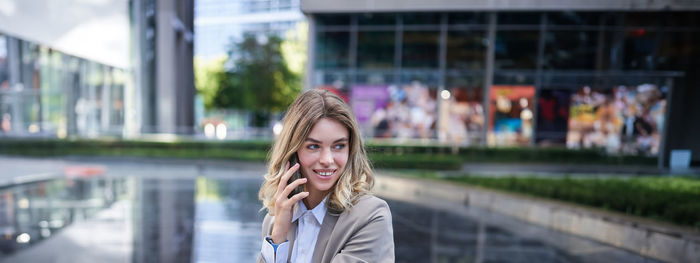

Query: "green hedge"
<box><xmin>445</xmin><ymin>175</ymin><xmax>700</xmax><ymax>228</ymax></box>
<box><xmin>0</xmin><ymin>139</ymin><xmax>462</xmax><ymax>169</ymax></box>
<box><xmin>0</xmin><ymin>138</ymin><xmax>655</xmax><ymax>169</ymax></box>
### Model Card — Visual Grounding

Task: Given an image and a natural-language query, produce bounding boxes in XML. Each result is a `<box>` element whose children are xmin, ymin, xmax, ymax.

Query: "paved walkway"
<box><xmin>0</xmin><ymin>155</ymin><xmax>267</xmax><ymax>185</ymax></box>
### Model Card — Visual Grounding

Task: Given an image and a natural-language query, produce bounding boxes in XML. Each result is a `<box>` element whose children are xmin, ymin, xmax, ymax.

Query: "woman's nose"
<box><xmin>319</xmin><ymin>148</ymin><xmax>333</xmax><ymax>166</ymax></box>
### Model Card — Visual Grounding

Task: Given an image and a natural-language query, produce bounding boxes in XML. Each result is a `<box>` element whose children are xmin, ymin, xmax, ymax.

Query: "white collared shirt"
<box><xmin>261</xmin><ymin>197</ymin><xmax>328</xmax><ymax>263</ymax></box>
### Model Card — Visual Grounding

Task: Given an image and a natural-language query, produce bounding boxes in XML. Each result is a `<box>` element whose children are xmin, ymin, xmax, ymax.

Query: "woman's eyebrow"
<box><xmin>305</xmin><ymin>137</ymin><xmax>349</xmax><ymax>143</ymax></box>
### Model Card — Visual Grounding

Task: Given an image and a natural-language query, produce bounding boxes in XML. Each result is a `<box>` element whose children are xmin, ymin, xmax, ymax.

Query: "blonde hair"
<box><xmin>258</xmin><ymin>89</ymin><xmax>374</xmax><ymax>214</ymax></box>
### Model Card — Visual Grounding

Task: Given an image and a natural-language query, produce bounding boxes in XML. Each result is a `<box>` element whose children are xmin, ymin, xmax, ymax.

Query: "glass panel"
<box><xmin>448</xmin><ymin>12</ymin><xmax>488</xmax><ymax>25</ymax></box>
<box><xmin>446</xmin><ymin>30</ymin><xmax>486</xmax><ymax>70</ymax></box>
<box><xmin>543</xmin><ymin>31</ymin><xmax>598</xmax><ymax>70</ymax></box>
<box><xmin>110</xmin><ymin>70</ymin><xmax>124</xmax><ymax>127</ymax></box>
<box><xmin>402</xmin><ymin>31</ymin><xmax>439</xmax><ymax>68</ymax></box>
<box><xmin>498</xmin><ymin>12</ymin><xmax>541</xmax><ymax>25</ymax></box>
<box><xmin>358</xmin><ymin>13</ymin><xmax>395</xmax><ymax>25</ymax></box>
<box><xmin>493</xmin><ymin>72</ymin><xmax>536</xmax><ymax>85</ymax></box>
<box><xmin>315</xmin><ymin>31</ymin><xmax>350</xmax><ymax>69</ymax></box>
<box><xmin>623</xmin><ymin>29</ymin><xmax>657</xmax><ymax>70</ymax></box>
<box><xmin>625</xmin><ymin>12</ymin><xmax>663</xmax><ymax>27</ymax></box>
<box><xmin>316</xmin><ymin>14</ymin><xmax>351</xmax><ymax>26</ymax></box>
<box><xmin>315</xmin><ymin>70</ymin><xmax>351</xmax><ymax>87</ymax></box>
<box><xmin>400</xmin><ymin>71</ymin><xmax>440</xmax><ymax>86</ymax></box>
<box><xmin>546</xmin><ymin>12</ymin><xmax>602</xmax><ymax>26</ymax></box>
<box><xmin>40</xmin><ymin>49</ymin><xmax>67</xmax><ymax>136</ymax></box>
<box><xmin>659</xmin><ymin>12</ymin><xmax>700</xmax><ymax>27</ymax></box>
<box><xmin>656</xmin><ymin>31</ymin><xmax>700</xmax><ymax>70</ymax></box>
<box><xmin>357</xmin><ymin>31</ymin><xmax>395</xmax><ymax>69</ymax></box>
<box><xmin>495</xmin><ymin>31</ymin><xmax>539</xmax><ymax>69</ymax></box>
<box><xmin>536</xmin><ymin>89</ymin><xmax>571</xmax><ymax>145</ymax></box>
<box><xmin>0</xmin><ymin>35</ymin><xmax>7</xmax><ymax>90</ymax></box>
<box><xmin>402</xmin><ymin>13</ymin><xmax>441</xmax><ymax>25</ymax></box>
<box><xmin>356</xmin><ymin>71</ymin><xmax>393</xmax><ymax>85</ymax></box>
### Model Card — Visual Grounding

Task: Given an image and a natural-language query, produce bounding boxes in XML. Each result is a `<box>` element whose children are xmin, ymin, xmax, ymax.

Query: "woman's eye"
<box><xmin>333</xmin><ymin>144</ymin><xmax>346</xmax><ymax>150</ymax></box>
<box><xmin>307</xmin><ymin>144</ymin><xmax>320</xmax><ymax>150</ymax></box>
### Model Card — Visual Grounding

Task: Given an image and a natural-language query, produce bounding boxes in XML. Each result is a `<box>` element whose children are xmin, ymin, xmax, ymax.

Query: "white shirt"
<box><xmin>261</xmin><ymin>197</ymin><xmax>328</xmax><ymax>263</ymax></box>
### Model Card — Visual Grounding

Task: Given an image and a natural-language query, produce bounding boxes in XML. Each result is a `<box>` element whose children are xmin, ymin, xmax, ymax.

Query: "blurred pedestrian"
<box><xmin>257</xmin><ymin>89</ymin><xmax>395</xmax><ymax>263</ymax></box>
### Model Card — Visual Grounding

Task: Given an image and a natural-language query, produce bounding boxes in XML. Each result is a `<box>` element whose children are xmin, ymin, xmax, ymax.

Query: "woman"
<box><xmin>257</xmin><ymin>89</ymin><xmax>394</xmax><ymax>263</ymax></box>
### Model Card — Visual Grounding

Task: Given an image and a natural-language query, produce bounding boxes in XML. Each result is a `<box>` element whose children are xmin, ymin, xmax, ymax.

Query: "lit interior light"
<box><xmin>216</xmin><ymin>123</ymin><xmax>227</xmax><ymax>140</ymax></box>
<box><xmin>440</xmin><ymin>90</ymin><xmax>451</xmax><ymax>100</ymax></box>
<box><xmin>204</xmin><ymin>123</ymin><xmax>215</xmax><ymax>138</ymax></box>
<box><xmin>273</xmin><ymin>122</ymin><xmax>283</xmax><ymax>136</ymax></box>
<box><xmin>16</xmin><ymin>233</ymin><xmax>30</xmax><ymax>244</ymax></box>
<box><xmin>17</xmin><ymin>198</ymin><xmax>29</xmax><ymax>209</ymax></box>
<box><xmin>40</xmin><ymin>228</ymin><xmax>51</xmax><ymax>238</ymax></box>
<box><xmin>49</xmin><ymin>220</ymin><xmax>64</xmax><ymax>228</ymax></box>
<box><xmin>28</xmin><ymin>124</ymin><xmax>39</xmax><ymax>133</ymax></box>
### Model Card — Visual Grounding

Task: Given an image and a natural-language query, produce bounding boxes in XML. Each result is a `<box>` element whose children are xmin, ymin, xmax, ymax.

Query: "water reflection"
<box><xmin>191</xmin><ymin>177</ymin><xmax>263</xmax><ymax>262</ymax></box>
<box><xmin>0</xmin><ymin>176</ymin><xmax>659</xmax><ymax>263</ymax></box>
<box><xmin>0</xmin><ymin>177</ymin><xmax>124</xmax><ymax>257</ymax></box>
<box><xmin>390</xmin><ymin>199</ymin><xmax>575</xmax><ymax>263</ymax></box>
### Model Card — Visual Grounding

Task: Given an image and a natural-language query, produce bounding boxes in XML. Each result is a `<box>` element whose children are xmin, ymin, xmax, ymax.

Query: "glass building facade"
<box><xmin>0</xmin><ymin>34</ymin><xmax>126</xmax><ymax>138</ymax></box>
<box><xmin>195</xmin><ymin>0</ymin><xmax>304</xmax><ymax>60</ymax></box>
<box><xmin>309</xmin><ymin>12</ymin><xmax>700</xmax><ymax>156</ymax></box>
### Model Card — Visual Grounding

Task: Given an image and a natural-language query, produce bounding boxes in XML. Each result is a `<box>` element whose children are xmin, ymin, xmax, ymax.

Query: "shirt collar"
<box><xmin>292</xmin><ymin>195</ymin><xmax>328</xmax><ymax>224</ymax></box>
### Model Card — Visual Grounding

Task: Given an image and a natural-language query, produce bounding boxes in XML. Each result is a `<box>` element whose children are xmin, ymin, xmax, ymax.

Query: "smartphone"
<box><xmin>287</xmin><ymin>153</ymin><xmax>304</xmax><ymax>198</ymax></box>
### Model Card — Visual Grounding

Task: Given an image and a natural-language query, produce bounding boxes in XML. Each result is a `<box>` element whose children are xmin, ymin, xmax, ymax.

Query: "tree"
<box><xmin>194</xmin><ymin>55</ymin><xmax>227</xmax><ymax>110</ymax></box>
<box><xmin>218</xmin><ymin>34</ymin><xmax>301</xmax><ymax>122</ymax></box>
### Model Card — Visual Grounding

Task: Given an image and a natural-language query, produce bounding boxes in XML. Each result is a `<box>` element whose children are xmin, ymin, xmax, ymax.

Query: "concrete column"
<box><xmin>482</xmin><ymin>13</ymin><xmax>496</xmax><ymax>147</ymax></box>
<box><xmin>156</xmin><ymin>0</ymin><xmax>176</xmax><ymax>134</ymax></box>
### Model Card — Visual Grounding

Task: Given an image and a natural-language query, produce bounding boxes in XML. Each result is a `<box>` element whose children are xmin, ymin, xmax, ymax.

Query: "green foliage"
<box><xmin>0</xmin><ymin>139</ymin><xmax>657</xmax><ymax>169</ymax></box>
<box><xmin>217</xmin><ymin>34</ymin><xmax>301</xmax><ymax>113</ymax></box>
<box><xmin>280</xmin><ymin>22</ymin><xmax>307</xmax><ymax>76</ymax></box>
<box><xmin>447</xmin><ymin>175</ymin><xmax>700</xmax><ymax>228</ymax></box>
<box><xmin>194</xmin><ymin>56</ymin><xmax>228</xmax><ymax>109</ymax></box>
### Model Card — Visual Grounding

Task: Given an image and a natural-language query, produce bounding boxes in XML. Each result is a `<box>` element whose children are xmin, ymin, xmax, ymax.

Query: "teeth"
<box><xmin>317</xmin><ymin>171</ymin><xmax>334</xmax><ymax>176</ymax></box>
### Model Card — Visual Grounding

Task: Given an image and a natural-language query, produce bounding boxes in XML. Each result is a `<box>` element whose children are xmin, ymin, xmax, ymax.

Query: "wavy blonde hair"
<box><xmin>258</xmin><ymin>89</ymin><xmax>374</xmax><ymax>215</ymax></box>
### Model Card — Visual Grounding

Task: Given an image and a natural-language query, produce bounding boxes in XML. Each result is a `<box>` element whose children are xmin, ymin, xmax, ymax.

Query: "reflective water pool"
<box><xmin>0</xmin><ymin>176</ymin><xmax>658</xmax><ymax>263</ymax></box>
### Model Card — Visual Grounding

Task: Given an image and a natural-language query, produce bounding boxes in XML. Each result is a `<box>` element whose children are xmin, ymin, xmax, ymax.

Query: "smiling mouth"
<box><xmin>313</xmin><ymin>169</ymin><xmax>336</xmax><ymax>177</ymax></box>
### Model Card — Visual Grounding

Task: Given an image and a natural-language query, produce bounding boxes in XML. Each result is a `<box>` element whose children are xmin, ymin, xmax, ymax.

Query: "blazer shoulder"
<box><xmin>345</xmin><ymin>195</ymin><xmax>391</xmax><ymax>218</ymax></box>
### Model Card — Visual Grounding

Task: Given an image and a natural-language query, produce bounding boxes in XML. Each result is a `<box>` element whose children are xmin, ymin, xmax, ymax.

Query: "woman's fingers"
<box><xmin>276</xmin><ymin>162</ymin><xmax>299</xmax><ymax>194</ymax></box>
<box><xmin>280</xmin><ymin>177</ymin><xmax>306</xmax><ymax>200</ymax></box>
<box><xmin>288</xmin><ymin>191</ymin><xmax>309</xmax><ymax>203</ymax></box>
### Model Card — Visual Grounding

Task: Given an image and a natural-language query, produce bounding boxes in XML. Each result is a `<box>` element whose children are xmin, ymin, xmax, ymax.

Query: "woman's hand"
<box><xmin>270</xmin><ymin>162</ymin><xmax>309</xmax><ymax>244</ymax></box>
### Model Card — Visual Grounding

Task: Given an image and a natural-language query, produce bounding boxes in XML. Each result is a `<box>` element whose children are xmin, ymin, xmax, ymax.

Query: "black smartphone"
<box><xmin>287</xmin><ymin>153</ymin><xmax>304</xmax><ymax>198</ymax></box>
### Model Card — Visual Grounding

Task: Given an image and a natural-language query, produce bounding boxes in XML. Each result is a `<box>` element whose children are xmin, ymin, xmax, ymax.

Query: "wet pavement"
<box><xmin>0</xmin><ymin>156</ymin><xmax>665</xmax><ymax>262</ymax></box>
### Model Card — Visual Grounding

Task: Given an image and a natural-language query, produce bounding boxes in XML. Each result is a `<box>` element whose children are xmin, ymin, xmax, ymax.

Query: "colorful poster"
<box><xmin>488</xmin><ymin>85</ymin><xmax>536</xmax><ymax>146</ymax></box>
<box><xmin>351</xmin><ymin>82</ymin><xmax>437</xmax><ymax>139</ymax></box>
<box><xmin>441</xmin><ymin>87</ymin><xmax>485</xmax><ymax>145</ymax></box>
<box><xmin>566</xmin><ymin>84</ymin><xmax>666</xmax><ymax>155</ymax></box>
<box><xmin>350</xmin><ymin>85</ymin><xmax>389</xmax><ymax>125</ymax></box>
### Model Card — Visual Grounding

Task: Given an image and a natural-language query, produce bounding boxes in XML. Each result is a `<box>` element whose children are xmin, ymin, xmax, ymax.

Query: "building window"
<box><xmin>357</xmin><ymin>31</ymin><xmax>395</xmax><ymax>69</ymax></box>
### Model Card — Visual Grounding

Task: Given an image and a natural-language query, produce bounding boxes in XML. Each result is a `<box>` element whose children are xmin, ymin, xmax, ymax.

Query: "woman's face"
<box><xmin>297</xmin><ymin>117</ymin><xmax>349</xmax><ymax>197</ymax></box>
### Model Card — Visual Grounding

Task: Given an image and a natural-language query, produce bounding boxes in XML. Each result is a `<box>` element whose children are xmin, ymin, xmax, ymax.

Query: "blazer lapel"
<box><xmin>312</xmin><ymin>211</ymin><xmax>339</xmax><ymax>263</ymax></box>
<box><xmin>286</xmin><ymin>220</ymin><xmax>297</xmax><ymax>263</ymax></box>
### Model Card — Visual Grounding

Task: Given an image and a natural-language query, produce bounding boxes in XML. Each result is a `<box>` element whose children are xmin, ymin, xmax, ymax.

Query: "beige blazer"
<box><xmin>257</xmin><ymin>195</ymin><xmax>395</xmax><ymax>263</ymax></box>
